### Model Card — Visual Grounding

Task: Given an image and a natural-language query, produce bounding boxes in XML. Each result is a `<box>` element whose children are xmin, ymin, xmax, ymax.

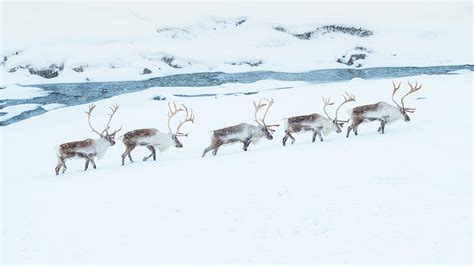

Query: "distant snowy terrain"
<box><xmin>1</xmin><ymin>2</ymin><xmax>472</xmax><ymax>85</ymax></box>
<box><xmin>2</xmin><ymin>72</ymin><xmax>472</xmax><ymax>263</ymax></box>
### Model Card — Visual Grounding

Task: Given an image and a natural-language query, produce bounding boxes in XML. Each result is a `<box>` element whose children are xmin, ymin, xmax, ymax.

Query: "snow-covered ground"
<box><xmin>1</xmin><ymin>2</ymin><xmax>472</xmax><ymax>85</ymax></box>
<box><xmin>2</xmin><ymin>72</ymin><xmax>471</xmax><ymax>263</ymax></box>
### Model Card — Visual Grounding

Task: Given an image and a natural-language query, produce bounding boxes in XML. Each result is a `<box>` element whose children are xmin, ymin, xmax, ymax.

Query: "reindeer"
<box><xmin>346</xmin><ymin>81</ymin><xmax>421</xmax><ymax>137</ymax></box>
<box><xmin>282</xmin><ymin>92</ymin><xmax>355</xmax><ymax>146</ymax></box>
<box><xmin>202</xmin><ymin>98</ymin><xmax>279</xmax><ymax>157</ymax></box>
<box><xmin>120</xmin><ymin>102</ymin><xmax>194</xmax><ymax>165</ymax></box>
<box><xmin>55</xmin><ymin>104</ymin><xmax>122</xmax><ymax>175</ymax></box>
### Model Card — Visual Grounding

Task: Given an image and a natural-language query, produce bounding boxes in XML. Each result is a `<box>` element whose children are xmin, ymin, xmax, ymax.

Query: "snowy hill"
<box><xmin>2</xmin><ymin>72</ymin><xmax>472</xmax><ymax>263</ymax></box>
<box><xmin>2</xmin><ymin>2</ymin><xmax>472</xmax><ymax>85</ymax></box>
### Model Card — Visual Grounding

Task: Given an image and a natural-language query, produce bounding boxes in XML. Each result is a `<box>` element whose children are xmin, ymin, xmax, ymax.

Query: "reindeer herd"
<box><xmin>55</xmin><ymin>81</ymin><xmax>422</xmax><ymax>175</ymax></box>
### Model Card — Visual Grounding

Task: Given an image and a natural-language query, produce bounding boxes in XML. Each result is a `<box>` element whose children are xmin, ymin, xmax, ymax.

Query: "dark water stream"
<box><xmin>1</xmin><ymin>64</ymin><xmax>472</xmax><ymax>126</ymax></box>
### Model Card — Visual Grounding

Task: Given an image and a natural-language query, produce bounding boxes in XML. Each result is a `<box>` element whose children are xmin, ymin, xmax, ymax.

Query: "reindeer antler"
<box><xmin>253</xmin><ymin>98</ymin><xmax>278</xmax><ymax>131</ymax></box>
<box><xmin>85</xmin><ymin>104</ymin><xmax>103</xmax><ymax>136</ymax></box>
<box><xmin>167</xmin><ymin>101</ymin><xmax>184</xmax><ymax>134</ymax></box>
<box><xmin>335</xmin><ymin>91</ymin><xmax>355</xmax><ymax>122</ymax></box>
<box><xmin>175</xmin><ymin>104</ymin><xmax>195</xmax><ymax>136</ymax></box>
<box><xmin>391</xmin><ymin>80</ymin><xmax>402</xmax><ymax>109</ymax></box>
<box><xmin>322</xmin><ymin>97</ymin><xmax>334</xmax><ymax>120</ymax></box>
<box><xmin>85</xmin><ymin>104</ymin><xmax>121</xmax><ymax>137</ymax></box>
<box><xmin>253</xmin><ymin>99</ymin><xmax>267</xmax><ymax>127</ymax></box>
<box><xmin>103</xmin><ymin>104</ymin><xmax>121</xmax><ymax>135</ymax></box>
<box><xmin>401</xmin><ymin>81</ymin><xmax>422</xmax><ymax>113</ymax></box>
<box><xmin>261</xmin><ymin>98</ymin><xmax>279</xmax><ymax>131</ymax></box>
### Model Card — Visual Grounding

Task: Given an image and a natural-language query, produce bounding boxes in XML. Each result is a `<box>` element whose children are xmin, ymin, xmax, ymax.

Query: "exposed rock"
<box><xmin>235</xmin><ymin>19</ymin><xmax>246</xmax><ymax>26</ymax></box>
<box><xmin>28</xmin><ymin>64</ymin><xmax>64</xmax><ymax>78</ymax></box>
<box><xmin>274</xmin><ymin>25</ymin><xmax>373</xmax><ymax>40</ymax></box>
<box><xmin>153</xmin><ymin>95</ymin><xmax>167</xmax><ymax>101</ymax></box>
<box><xmin>141</xmin><ymin>68</ymin><xmax>152</xmax><ymax>75</ymax></box>
<box><xmin>162</xmin><ymin>56</ymin><xmax>181</xmax><ymax>68</ymax></box>
<box><xmin>8</xmin><ymin>63</ymin><xmax>64</xmax><ymax>78</ymax></box>
<box><xmin>229</xmin><ymin>60</ymin><xmax>263</xmax><ymax>67</ymax></box>
<box><xmin>72</xmin><ymin>66</ymin><xmax>85</xmax><ymax>72</ymax></box>
<box><xmin>337</xmin><ymin>47</ymin><xmax>370</xmax><ymax>67</ymax></box>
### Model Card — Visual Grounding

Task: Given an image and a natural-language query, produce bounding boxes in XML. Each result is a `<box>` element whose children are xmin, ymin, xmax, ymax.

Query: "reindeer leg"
<box><xmin>346</xmin><ymin>125</ymin><xmax>353</xmax><ymax>138</ymax></box>
<box><xmin>150</xmin><ymin>145</ymin><xmax>157</xmax><ymax>161</ymax></box>
<box><xmin>55</xmin><ymin>157</ymin><xmax>65</xmax><ymax>175</ymax></box>
<box><xmin>286</xmin><ymin>131</ymin><xmax>296</xmax><ymax>145</ymax></box>
<box><xmin>312</xmin><ymin>130</ymin><xmax>318</xmax><ymax>143</ymax></box>
<box><xmin>243</xmin><ymin>138</ymin><xmax>251</xmax><ymax>151</ymax></box>
<box><xmin>212</xmin><ymin>145</ymin><xmax>221</xmax><ymax>156</ymax></box>
<box><xmin>202</xmin><ymin>146</ymin><xmax>213</xmax><ymax>157</ymax></box>
<box><xmin>121</xmin><ymin>152</ymin><xmax>127</xmax><ymax>166</ymax></box>
<box><xmin>122</xmin><ymin>144</ymin><xmax>136</xmax><ymax>165</ymax></box>
<box><xmin>318</xmin><ymin>130</ymin><xmax>324</xmax><ymax>142</ymax></box>
<box><xmin>128</xmin><ymin>144</ymin><xmax>136</xmax><ymax>162</ymax></box>
<box><xmin>282</xmin><ymin>134</ymin><xmax>288</xmax><ymax>146</ymax></box>
<box><xmin>90</xmin><ymin>158</ymin><xmax>97</xmax><ymax>169</ymax></box>
<box><xmin>55</xmin><ymin>163</ymin><xmax>61</xmax><ymax>176</ymax></box>
<box><xmin>84</xmin><ymin>159</ymin><xmax>90</xmax><ymax>171</ymax></box>
<box><xmin>143</xmin><ymin>145</ymin><xmax>155</xmax><ymax>161</ymax></box>
<box><xmin>351</xmin><ymin>120</ymin><xmax>363</xmax><ymax>136</ymax></box>
<box><xmin>380</xmin><ymin>120</ymin><xmax>386</xmax><ymax>134</ymax></box>
<box><xmin>121</xmin><ymin>148</ymin><xmax>129</xmax><ymax>166</ymax></box>
<box><xmin>283</xmin><ymin>130</ymin><xmax>293</xmax><ymax>146</ymax></box>
<box><xmin>62</xmin><ymin>159</ymin><xmax>67</xmax><ymax>173</ymax></box>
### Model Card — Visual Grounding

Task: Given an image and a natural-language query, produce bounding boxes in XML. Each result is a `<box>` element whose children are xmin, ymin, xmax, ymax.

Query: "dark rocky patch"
<box><xmin>162</xmin><ymin>56</ymin><xmax>181</xmax><ymax>68</ymax></box>
<box><xmin>28</xmin><ymin>64</ymin><xmax>64</xmax><ymax>79</ymax></box>
<box><xmin>9</xmin><ymin>64</ymin><xmax>64</xmax><ymax>78</ymax></box>
<box><xmin>142</xmin><ymin>68</ymin><xmax>152</xmax><ymax>75</ymax></box>
<box><xmin>72</xmin><ymin>66</ymin><xmax>85</xmax><ymax>72</ymax></box>
<box><xmin>274</xmin><ymin>25</ymin><xmax>373</xmax><ymax>40</ymax></box>
<box><xmin>229</xmin><ymin>60</ymin><xmax>263</xmax><ymax>67</ymax></box>
<box><xmin>153</xmin><ymin>95</ymin><xmax>167</xmax><ymax>101</ymax></box>
<box><xmin>337</xmin><ymin>47</ymin><xmax>371</xmax><ymax>67</ymax></box>
<box><xmin>235</xmin><ymin>19</ymin><xmax>246</xmax><ymax>26</ymax></box>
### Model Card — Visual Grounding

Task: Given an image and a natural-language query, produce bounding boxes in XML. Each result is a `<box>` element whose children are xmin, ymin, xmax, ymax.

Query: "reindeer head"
<box><xmin>253</xmin><ymin>98</ymin><xmax>279</xmax><ymax>140</ymax></box>
<box><xmin>167</xmin><ymin>101</ymin><xmax>195</xmax><ymax>148</ymax></box>
<box><xmin>86</xmin><ymin>104</ymin><xmax>122</xmax><ymax>145</ymax></box>
<box><xmin>323</xmin><ymin>92</ymin><xmax>356</xmax><ymax>133</ymax></box>
<box><xmin>391</xmin><ymin>81</ymin><xmax>422</xmax><ymax>122</ymax></box>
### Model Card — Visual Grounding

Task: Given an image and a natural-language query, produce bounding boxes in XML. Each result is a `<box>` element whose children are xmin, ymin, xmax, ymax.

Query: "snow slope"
<box><xmin>1</xmin><ymin>72</ymin><xmax>471</xmax><ymax>263</ymax></box>
<box><xmin>1</xmin><ymin>2</ymin><xmax>472</xmax><ymax>85</ymax></box>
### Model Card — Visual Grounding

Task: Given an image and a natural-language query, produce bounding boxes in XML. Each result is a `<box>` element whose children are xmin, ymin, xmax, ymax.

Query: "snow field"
<box><xmin>1</xmin><ymin>72</ymin><xmax>472</xmax><ymax>263</ymax></box>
